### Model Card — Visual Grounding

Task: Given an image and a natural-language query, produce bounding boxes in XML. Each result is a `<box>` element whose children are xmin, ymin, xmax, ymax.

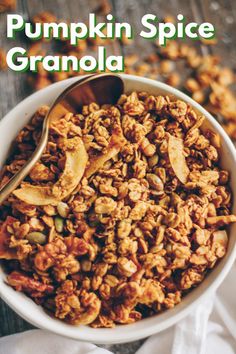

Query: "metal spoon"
<box><xmin>0</xmin><ymin>73</ymin><xmax>124</xmax><ymax>205</ymax></box>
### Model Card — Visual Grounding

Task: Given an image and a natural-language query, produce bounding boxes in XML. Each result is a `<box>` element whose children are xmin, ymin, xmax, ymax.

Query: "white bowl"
<box><xmin>0</xmin><ymin>75</ymin><xmax>236</xmax><ymax>344</ymax></box>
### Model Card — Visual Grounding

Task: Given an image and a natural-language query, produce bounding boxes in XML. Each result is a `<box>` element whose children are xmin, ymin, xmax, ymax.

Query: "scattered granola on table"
<box><xmin>1</xmin><ymin>92</ymin><xmax>236</xmax><ymax>327</ymax></box>
<box><xmin>0</xmin><ymin>0</ymin><xmax>16</xmax><ymax>13</ymax></box>
<box><xmin>0</xmin><ymin>5</ymin><xmax>235</xmax><ymax>141</ymax></box>
<box><xmin>0</xmin><ymin>48</ymin><xmax>7</xmax><ymax>71</ymax></box>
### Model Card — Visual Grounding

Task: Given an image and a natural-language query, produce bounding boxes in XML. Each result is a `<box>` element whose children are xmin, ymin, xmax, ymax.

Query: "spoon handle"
<box><xmin>0</xmin><ymin>118</ymin><xmax>49</xmax><ymax>205</ymax></box>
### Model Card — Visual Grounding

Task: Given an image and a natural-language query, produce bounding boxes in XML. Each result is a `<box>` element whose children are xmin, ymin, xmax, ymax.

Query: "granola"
<box><xmin>0</xmin><ymin>92</ymin><xmax>235</xmax><ymax>328</ymax></box>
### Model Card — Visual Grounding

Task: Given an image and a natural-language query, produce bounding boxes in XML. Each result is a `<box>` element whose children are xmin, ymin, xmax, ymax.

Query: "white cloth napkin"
<box><xmin>0</xmin><ymin>263</ymin><xmax>235</xmax><ymax>354</ymax></box>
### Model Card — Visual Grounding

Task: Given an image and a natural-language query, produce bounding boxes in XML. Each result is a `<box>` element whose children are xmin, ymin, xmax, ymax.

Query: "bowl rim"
<box><xmin>0</xmin><ymin>74</ymin><xmax>236</xmax><ymax>344</ymax></box>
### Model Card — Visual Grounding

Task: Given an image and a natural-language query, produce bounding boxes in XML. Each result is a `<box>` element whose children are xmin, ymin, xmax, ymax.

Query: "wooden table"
<box><xmin>0</xmin><ymin>0</ymin><xmax>235</xmax><ymax>352</ymax></box>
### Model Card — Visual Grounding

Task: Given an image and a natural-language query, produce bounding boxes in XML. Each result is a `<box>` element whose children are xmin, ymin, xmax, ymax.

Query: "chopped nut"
<box><xmin>95</xmin><ymin>197</ymin><xmax>117</xmax><ymax>214</ymax></box>
<box><xmin>139</xmin><ymin>137</ymin><xmax>156</xmax><ymax>156</ymax></box>
<box><xmin>147</xmin><ymin>174</ymin><xmax>164</xmax><ymax>191</ymax></box>
<box><xmin>129</xmin><ymin>201</ymin><xmax>148</xmax><ymax>221</ymax></box>
<box><xmin>206</xmin><ymin>215</ymin><xmax>236</xmax><ymax>227</ymax></box>
<box><xmin>26</xmin><ymin>232</ymin><xmax>47</xmax><ymax>245</ymax></box>
<box><xmin>104</xmin><ymin>275</ymin><xmax>119</xmax><ymax>287</ymax></box>
<box><xmin>117</xmin><ymin>219</ymin><xmax>132</xmax><ymax>239</ymax></box>
<box><xmin>117</xmin><ymin>257</ymin><xmax>137</xmax><ymax>277</ymax></box>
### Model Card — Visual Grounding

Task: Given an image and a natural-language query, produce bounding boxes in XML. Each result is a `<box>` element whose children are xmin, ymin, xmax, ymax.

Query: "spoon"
<box><xmin>0</xmin><ymin>73</ymin><xmax>124</xmax><ymax>205</ymax></box>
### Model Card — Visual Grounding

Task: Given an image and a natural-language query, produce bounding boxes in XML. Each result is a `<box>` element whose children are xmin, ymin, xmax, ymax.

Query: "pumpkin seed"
<box><xmin>148</xmin><ymin>154</ymin><xmax>159</xmax><ymax>168</ymax></box>
<box><xmin>147</xmin><ymin>173</ymin><xmax>164</xmax><ymax>191</ymax></box>
<box><xmin>57</xmin><ymin>202</ymin><xmax>69</xmax><ymax>218</ymax></box>
<box><xmin>26</xmin><ymin>232</ymin><xmax>47</xmax><ymax>245</ymax></box>
<box><xmin>55</xmin><ymin>216</ymin><xmax>64</xmax><ymax>233</ymax></box>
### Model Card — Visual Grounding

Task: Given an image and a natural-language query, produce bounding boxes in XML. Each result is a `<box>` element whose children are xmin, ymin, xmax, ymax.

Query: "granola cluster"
<box><xmin>1</xmin><ymin>92</ymin><xmax>236</xmax><ymax>327</ymax></box>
